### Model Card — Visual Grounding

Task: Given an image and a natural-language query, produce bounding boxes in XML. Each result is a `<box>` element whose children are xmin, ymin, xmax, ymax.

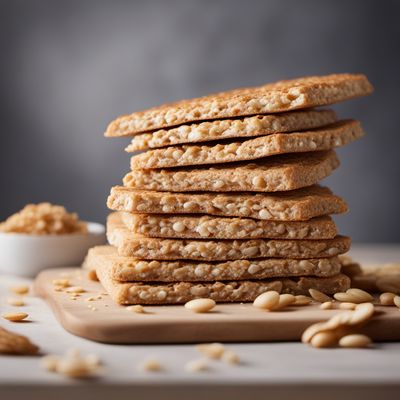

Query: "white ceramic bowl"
<box><xmin>0</xmin><ymin>222</ymin><xmax>106</xmax><ymax>278</ymax></box>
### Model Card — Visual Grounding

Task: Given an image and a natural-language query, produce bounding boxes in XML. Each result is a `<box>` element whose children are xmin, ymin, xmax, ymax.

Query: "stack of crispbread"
<box><xmin>85</xmin><ymin>73</ymin><xmax>373</xmax><ymax>305</ymax></box>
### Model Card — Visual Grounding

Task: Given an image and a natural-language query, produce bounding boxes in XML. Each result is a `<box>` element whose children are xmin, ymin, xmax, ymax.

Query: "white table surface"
<box><xmin>1</xmin><ymin>244</ymin><xmax>400</xmax><ymax>400</ymax></box>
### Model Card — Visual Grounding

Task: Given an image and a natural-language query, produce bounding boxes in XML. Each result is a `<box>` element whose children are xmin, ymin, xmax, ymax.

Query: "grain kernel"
<box><xmin>213</xmin><ymin>180</ymin><xmax>225</xmax><ymax>189</ymax></box>
<box><xmin>339</xmin><ymin>334</ymin><xmax>372</xmax><ymax>348</ymax></box>
<box><xmin>258</xmin><ymin>209</ymin><xmax>270</xmax><ymax>219</ymax></box>
<box><xmin>2</xmin><ymin>312</ymin><xmax>28</xmax><ymax>322</ymax></box>
<box><xmin>253</xmin><ymin>291</ymin><xmax>280</xmax><ymax>310</ymax></box>
<box><xmin>394</xmin><ymin>296</ymin><xmax>400</xmax><ymax>308</ymax></box>
<box><xmin>252</xmin><ymin>176</ymin><xmax>266</xmax><ymax>188</ymax></box>
<box><xmin>172</xmin><ymin>221</ymin><xmax>185</xmax><ymax>233</ymax></box>
<box><xmin>184</xmin><ymin>298</ymin><xmax>216</xmax><ymax>313</ymax></box>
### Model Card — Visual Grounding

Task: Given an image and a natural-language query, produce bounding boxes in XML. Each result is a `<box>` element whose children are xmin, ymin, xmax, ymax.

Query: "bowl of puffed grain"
<box><xmin>0</xmin><ymin>203</ymin><xmax>106</xmax><ymax>277</ymax></box>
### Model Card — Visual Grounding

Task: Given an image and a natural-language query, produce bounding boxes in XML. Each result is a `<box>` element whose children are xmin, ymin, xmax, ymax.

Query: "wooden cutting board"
<box><xmin>34</xmin><ymin>268</ymin><xmax>400</xmax><ymax>344</ymax></box>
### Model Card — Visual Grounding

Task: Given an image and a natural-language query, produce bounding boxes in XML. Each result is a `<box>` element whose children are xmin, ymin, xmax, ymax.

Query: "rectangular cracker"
<box><xmin>121</xmin><ymin>213</ymin><xmax>337</xmax><ymax>240</ymax></box>
<box><xmin>124</xmin><ymin>150</ymin><xmax>339</xmax><ymax>193</ymax></box>
<box><xmin>129</xmin><ymin>120</ymin><xmax>363</xmax><ymax>169</ymax></box>
<box><xmin>95</xmin><ymin>263</ymin><xmax>351</xmax><ymax>304</ymax></box>
<box><xmin>85</xmin><ymin>245</ymin><xmax>342</xmax><ymax>282</ymax></box>
<box><xmin>108</xmin><ymin>185</ymin><xmax>348</xmax><ymax>221</ymax></box>
<box><xmin>125</xmin><ymin>109</ymin><xmax>337</xmax><ymax>151</ymax></box>
<box><xmin>107</xmin><ymin>212</ymin><xmax>351</xmax><ymax>260</ymax></box>
<box><xmin>105</xmin><ymin>73</ymin><xmax>372</xmax><ymax>136</ymax></box>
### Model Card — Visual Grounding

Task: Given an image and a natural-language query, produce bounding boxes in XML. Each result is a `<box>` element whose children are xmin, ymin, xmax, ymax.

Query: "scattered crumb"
<box><xmin>7</xmin><ymin>298</ymin><xmax>25</xmax><ymax>307</ymax></box>
<box><xmin>41</xmin><ymin>348</ymin><xmax>102</xmax><ymax>378</ymax></box>
<box><xmin>221</xmin><ymin>350</ymin><xmax>240</xmax><ymax>365</ymax></box>
<box><xmin>66</xmin><ymin>286</ymin><xmax>85</xmax><ymax>294</ymax></box>
<box><xmin>196</xmin><ymin>343</ymin><xmax>225</xmax><ymax>359</ymax></box>
<box><xmin>126</xmin><ymin>305</ymin><xmax>145</xmax><ymax>314</ymax></box>
<box><xmin>138</xmin><ymin>357</ymin><xmax>163</xmax><ymax>372</ymax></box>
<box><xmin>184</xmin><ymin>358</ymin><xmax>209</xmax><ymax>372</ymax></box>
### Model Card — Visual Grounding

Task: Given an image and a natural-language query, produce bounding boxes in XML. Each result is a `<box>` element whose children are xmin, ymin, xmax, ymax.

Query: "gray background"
<box><xmin>0</xmin><ymin>0</ymin><xmax>399</xmax><ymax>243</ymax></box>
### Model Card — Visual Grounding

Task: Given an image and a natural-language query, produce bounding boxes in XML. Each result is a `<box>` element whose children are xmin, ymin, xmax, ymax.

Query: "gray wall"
<box><xmin>0</xmin><ymin>0</ymin><xmax>399</xmax><ymax>243</ymax></box>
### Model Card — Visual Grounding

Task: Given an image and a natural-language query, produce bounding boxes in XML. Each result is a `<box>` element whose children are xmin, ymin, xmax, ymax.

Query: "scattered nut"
<box><xmin>339</xmin><ymin>302</ymin><xmax>357</xmax><ymax>310</ymax></box>
<box><xmin>10</xmin><ymin>285</ymin><xmax>29</xmax><ymax>296</ymax></box>
<box><xmin>339</xmin><ymin>334</ymin><xmax>372</xmax><ymax>348</ymax></box>
<box><xmin>349</xmin><ymin>303</ymin><xmax>375</xmax><ymax>325</ymax></box>
<box><xmin>319</xmin><ymin>301</ymin><xmax>333</xmax><ymax>310</ymax></box>
<box><xmin>277</xmin><ymin>293</ymin><xmax>296</xmax><ymax>309</ymax></box>
<box><xmin>184</xmin><ymin>298</ymin><xmax>216</xmax><ymax>313</ymax></box>
<box><xmin>196</xmin><ymin>343</ymin><xmax>225</xmax><ymax>359</ymax></box>
<box><xmin>302</xmin><ymin>302</ymin><xmax>375</xmax><ymax>349</ymax></box>
<box><xmin>309</xmin><ymin>289</ymin><xmax>331</xmax><ymax>303</ymax></box>
<box><xmin>379</xmin><ymin>292</ymin><xmax>396</xmax><ymax>306</ymax></box>
<box><xmin>334</xmin><ymin>288</ymin><xmax>373</xmax><ymax>304</ymax></box>
<box><xmin>293</xmin><ymin>295</ymin><xmax>313</xmax><ymax>306</ymax></box>
<box><xmin>253</xmin><ymin>291</ymin><xmax>280</xmax><ymax>310</ymax></box>
<box><xmin>2</xmin><ymin>312</ymin><xmax>28</xmax><ymax>322</ymax></box>
<box><xmin>310</xmin><ymin>331</ymin><xmax>338</xmax><ymax>348</ymax></box>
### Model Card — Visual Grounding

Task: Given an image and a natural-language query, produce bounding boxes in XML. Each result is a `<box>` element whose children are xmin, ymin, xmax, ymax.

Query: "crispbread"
<box><xmin>107</xmin><ymin>212</ymin><xmax>351</xmax><ymax>260</ymax></box>
<box><xmin>105</xmin><ymin>74</ymin><xmax>372</xmax><ymax>137</ymax></box>
<box><xmin>85</xmin><ymin>245</ymin><xmax>342</xmax><ymax>282</ymax></box>
<box><xmin>125</xmin><ymin>109</ymin><xmax>337</xmax><ymax>151</ymax></box>
<box><xmin>108</xmin><ymin>185</ymin><xmax>347</xmax><ymax>221</ymax></box>
<box><xmin>124</xmin><ymin>150</ymin><xmax>339</xmax><ymax>193</ymax></box>
<box><xmin>130</xmin><ymin>120</ymin><xmax>363</xmax><ymax>169</ymax></box>
<box><xmin>121</xmin><ymin>213</ymin><xmax>337</xmax><ymax>240</ymax></box>
<box><xmin>95</xmin><ymin>262</ymin><xmax>351</xmax><ymax>304</ymax></box>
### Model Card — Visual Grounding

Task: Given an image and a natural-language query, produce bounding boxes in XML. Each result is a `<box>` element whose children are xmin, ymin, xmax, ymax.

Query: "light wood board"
<box><xmin>34</xmin><ymin>267</ymin><xmax>400</xmax><ymax>344</ymax></box>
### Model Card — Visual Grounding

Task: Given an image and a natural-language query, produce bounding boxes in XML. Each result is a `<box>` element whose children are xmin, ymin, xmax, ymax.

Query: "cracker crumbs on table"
<box><xmin>41</xmin><ymin>349</ymin><xmax>102</xmax><ymax>378</ymax></box>
<box><xmin>0</xmin><ymin>203</ymin><xmax>87</xmax><ymax>235</ymax></box>
<box><xmin>138</xmin><ymin>357</ymin><xmax>163</xmax><ymax>372</ymax></box>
